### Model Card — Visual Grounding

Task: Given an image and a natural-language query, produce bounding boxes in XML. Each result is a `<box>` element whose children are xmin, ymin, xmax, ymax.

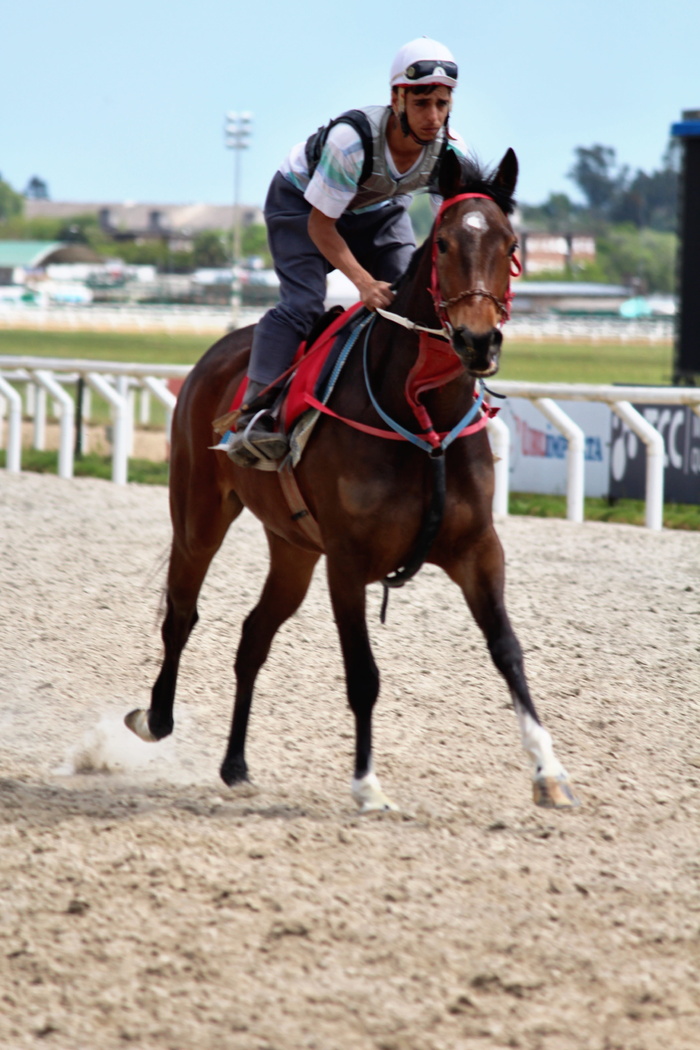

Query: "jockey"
<box><xmin>227</xmin><ymin>37</ymin><xmax>465</xmax><ymax>467</ymax></box>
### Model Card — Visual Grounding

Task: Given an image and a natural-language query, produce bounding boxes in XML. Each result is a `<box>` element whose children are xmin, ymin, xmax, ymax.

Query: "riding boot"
<box><xmin>226</xmin><ymin>379</ymin><xmax>289</xmax><ymax>468</ymax></box>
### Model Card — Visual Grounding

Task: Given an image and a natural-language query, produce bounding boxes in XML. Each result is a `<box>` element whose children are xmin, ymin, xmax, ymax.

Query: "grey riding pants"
<box><xmin>248</xmin><ymin>172</ymin><xmax>416</xmax><ymax>385</ymax></box>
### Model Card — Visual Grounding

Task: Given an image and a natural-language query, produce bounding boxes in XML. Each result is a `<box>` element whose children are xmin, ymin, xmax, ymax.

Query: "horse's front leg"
<box><xmin>326</xmin><ymin>560</ymin><xmax>398</xmax><ymax>813</ymax></box>
<box><xmin>446</xmin><ymin>527</ymin><xmax>579</xmax><ymax>809</ymax></box>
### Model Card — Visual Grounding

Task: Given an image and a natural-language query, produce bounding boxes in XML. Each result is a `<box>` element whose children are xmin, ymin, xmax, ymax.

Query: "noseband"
<box><xmin>430</xmin><ymin>192</ymin><xmax>521</xmax><ymax>331</ymax></box>
<box><xmin>438</xmin><ymin>285</ymin><xmax>511</xmax><ymax>321</ymax></box>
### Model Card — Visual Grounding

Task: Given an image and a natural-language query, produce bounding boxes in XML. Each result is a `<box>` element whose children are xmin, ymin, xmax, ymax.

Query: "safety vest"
<box><xmin>304</xmin><ymin>104</ymin><xmax>447</xmax><ymax>212</ymax></box>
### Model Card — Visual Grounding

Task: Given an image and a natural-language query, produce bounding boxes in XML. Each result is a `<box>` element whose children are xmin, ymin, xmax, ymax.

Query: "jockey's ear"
<box><xmin>495</xmin><ymin>148</ymin><xmax>519</xmax><ymax>197</ymax></box>
<box><xmin>437</xmin><ymin>147</ymin><xmax>463</xmax><ymax>199</ymax></box>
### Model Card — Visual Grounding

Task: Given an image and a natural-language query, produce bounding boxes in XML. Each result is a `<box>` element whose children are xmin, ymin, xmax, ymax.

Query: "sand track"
<box><xmin>1</xmin><ymin>470</ymin><xmax>699</xmax><ymax>1050</ymax></box>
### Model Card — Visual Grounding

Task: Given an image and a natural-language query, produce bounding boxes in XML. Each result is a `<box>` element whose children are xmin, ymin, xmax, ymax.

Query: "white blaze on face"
<box><xmin>463</xmin><ymin>212</ymin><xmax>487</xmax><ymax>234</ymax></box>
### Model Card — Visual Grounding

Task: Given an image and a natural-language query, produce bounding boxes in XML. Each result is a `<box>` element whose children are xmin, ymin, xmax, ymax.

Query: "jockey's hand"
<box><xmin>357</xmin><ymin>279</ymin><xmax>395</xmax><ymax>312</ymax></box>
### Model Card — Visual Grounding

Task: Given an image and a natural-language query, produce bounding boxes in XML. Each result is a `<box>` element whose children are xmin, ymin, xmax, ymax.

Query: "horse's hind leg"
<box><xmin>126</xmin><ymin>489</ymin><xmax>243</xmax><ymax>743</ymax></box>
<box><xmin>447</xmin><ymin>528</ymin><xmax>579</xmax><ymax>809</ymax></box>
<box><xmin>219</xmin><ymin>530</ymin><xmax>320</xmax><ymax>787</ymax></box>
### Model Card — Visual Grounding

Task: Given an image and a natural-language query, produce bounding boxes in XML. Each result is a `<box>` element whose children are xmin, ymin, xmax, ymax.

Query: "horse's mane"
<box><xmin>398</xmin><ymin>154</ymin><xmax>517</xmax><ymax>289</ymax></box>
<box><xmin>452</xmin><ymin>153</ymin><xmax>517</xmax><ymax>216</ymax></box>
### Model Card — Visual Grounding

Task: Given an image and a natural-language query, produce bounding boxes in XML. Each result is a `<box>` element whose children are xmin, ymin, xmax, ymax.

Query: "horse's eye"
<box><xmin>509</xmin><ymin>241</ymin><xmax>520</xmax><ymax>256</ymax></box>
<box><xmin>436</xmin><ymin>237</ymin><xmax>448</xmax><ymax>254</ymax></box>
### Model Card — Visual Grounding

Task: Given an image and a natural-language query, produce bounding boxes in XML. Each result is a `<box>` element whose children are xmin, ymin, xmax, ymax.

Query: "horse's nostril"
<box><xmin>453</xmin><ymin>326</ymin><xmax>473</xmax><ymax>351</ymax></box>
<box><xmin>451</xmin><ymin>327</ymin><xmax>503</xmax><ymax>374</ymax></box>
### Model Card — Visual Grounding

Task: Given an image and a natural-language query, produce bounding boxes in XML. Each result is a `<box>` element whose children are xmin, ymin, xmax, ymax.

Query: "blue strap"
<box><xmin>361</xmin><ymin>318</ymin><xmax>485</xmax><ymax>453</ymax></box>
<box><xmin>440</xmin><ymin>383</ymin><xmax>485</xmax><ymax>449</ymax></box>
<box><xmin>319</xmin><ymin>310</ymin><xmax>374</xmax><ymax>403</ymax></box>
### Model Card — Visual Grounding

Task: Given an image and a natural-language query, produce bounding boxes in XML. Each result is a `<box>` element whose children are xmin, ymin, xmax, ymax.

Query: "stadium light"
<box><xmin>224</xmin><ymin>111</ymin><xmax>253</xmax><ymax>326</ymax></box>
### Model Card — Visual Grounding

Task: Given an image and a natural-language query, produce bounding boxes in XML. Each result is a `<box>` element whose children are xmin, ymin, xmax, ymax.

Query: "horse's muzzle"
<box><xmin>451</xmin><ymin>325</ymin><xmax>503</xmax><ymax>377</ymax></box>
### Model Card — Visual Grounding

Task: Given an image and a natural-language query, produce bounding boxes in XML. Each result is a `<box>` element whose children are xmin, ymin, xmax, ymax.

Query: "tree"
<box><xmin>192</xmin><ymin>230</ymin><xmax>227</xmax><ymax>268</ymax></box>
<box><xmin>242</xmin><ymin>224</ymin><xmax>271</xmax><ymax>265</ymax></box>
<box><xmin>611</xmin><ymin>165</ymin><xmax>678</xmax><ymax>232</ymax></box>
<box><xmin>567</xmin><ymin>145</ymin><xmax>627</xmax><ymax>216</ymax></box>
<box><xmin>0</xmin><ymin>174</ymin><xmax>24</xmax><ymax>221</ymax></box>
<box><xmin>595</xmin><ymin>226</ymin><xmax>677</xmax><ymax>293</ymax></box>
<box><xmin>56</xmin><ymin>213</ymin><xmax>103</xmax><ymax>245</ymax></box>
<box><xmin>24</xmin><ymin>175</ymin><xmax>50</xmax><ymax>200</ymax></box>
<box><xmin>565</xmin><ymin>142</ymin><xmax>679</xmax><ymax>233</ymax></box>
<box><xmin>521</xmin><ymin>192</ymin><xmax>583</xmax><ymax>232</ymax></box>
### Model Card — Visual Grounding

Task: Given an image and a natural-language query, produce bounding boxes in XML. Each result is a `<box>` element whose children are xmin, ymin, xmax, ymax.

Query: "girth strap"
<box><xmin>277</xmin><ymin>456</ymin><xmax>323</xmax><ymax>548</ymax></box>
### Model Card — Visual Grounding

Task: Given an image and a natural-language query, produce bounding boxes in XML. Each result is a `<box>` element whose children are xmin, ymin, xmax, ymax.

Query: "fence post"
<box><xmin>86</xmin><ymin>373</ymin><xmax>129</xmax><ymax>485</ymax></box>
<box><xmin>533</xmin><ymin>397</ymin><xmax>585</xmax><ymax>523</ymax></box>
<box><xmin>0</xmin><ymin>376</ymin><xmax>22</xmax><ymax>472</ymax></box>
<box><xmin>141</xmin><ymin>376</ymin><xmax>178</xmax><ymax>450</ymax></box>
<box><xmin>33</xmin><ymin>370</ymin><xmax>75</xmax><ymax>480</ymax></box>
<box><xmin>612</xmin><ymin>401</ymin><xmax>665</xmax><ymax>530</ymax></box>
<box><xmin>487</xmin><ymin>414</ymin><xmax>510</xmax><ymax>516</ymax></box>
<box><xmin>33</xmin><ymin>385</ymin><xmax>47</xmax><ymax>450</ymax></box>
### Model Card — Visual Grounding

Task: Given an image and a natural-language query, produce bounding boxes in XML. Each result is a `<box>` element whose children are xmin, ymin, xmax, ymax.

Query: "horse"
<box><xmin>125</xmin><ymin>147</ymin><xmax>578</xmax><ymax>813</ymax></box>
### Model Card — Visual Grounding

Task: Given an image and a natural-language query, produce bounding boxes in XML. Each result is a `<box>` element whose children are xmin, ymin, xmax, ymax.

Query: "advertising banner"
<box><xmin>609</xmin><ymin>404</ymin><xmax>700</xmax><ymax>504</ymax></box>
<box><xmin>497</xmin><ymin>398</ymin><xmax>612</xmax><ymax>498</ymax></box>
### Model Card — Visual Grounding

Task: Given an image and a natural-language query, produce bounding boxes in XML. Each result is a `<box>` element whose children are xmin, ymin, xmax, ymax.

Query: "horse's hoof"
<box><xmin>533</xmin><ymin>775</ymin><xmax>580</xmax><ymax>809</ymax></box>
<box><xmin>352</xmin><ymin>772</ymin><xmax>399</xmax><ymax>814</ymax></box>
<box><xmin>219</xmin><ymin>755</ymin><xmax>250</xmax><ymax>788</ymax></box>
<box><xmin>124</xmin><ymin>709</ymin><xmax>158</xmax><ymax>743</ymax></box>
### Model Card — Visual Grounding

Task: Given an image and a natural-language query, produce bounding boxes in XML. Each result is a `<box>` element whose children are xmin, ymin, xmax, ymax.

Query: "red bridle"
<box><xmin>429</xmin><ymin>192</ymin><xmax>522</xmax><ymax>331</ymax></box>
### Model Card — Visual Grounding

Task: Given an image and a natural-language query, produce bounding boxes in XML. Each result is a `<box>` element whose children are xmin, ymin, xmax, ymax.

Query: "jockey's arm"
<box><xmin>307</xmin><ymin>207</ymin><xmax>395</xmax><ymax>312</ymax></box>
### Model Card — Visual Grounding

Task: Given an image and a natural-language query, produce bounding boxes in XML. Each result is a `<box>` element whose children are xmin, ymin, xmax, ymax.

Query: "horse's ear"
<box><xmin>438</xmin><ymin>147</ymin><xmax>463</xmax><ymax>199</ymax></box>
<box><xmin>495</xmin><ymin>148</ymin><xmax>518</xmax><ymax>196</ymax></box>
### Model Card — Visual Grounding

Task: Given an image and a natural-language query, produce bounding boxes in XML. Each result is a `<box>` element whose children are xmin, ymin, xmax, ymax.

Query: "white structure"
<box><xmin>225</xmin><ymin>111</ymin><xmax>254</xmax><ymax>326</ymax></box>
<box><xmin>2</xmin><ymin>356</ymin><xmax>700</xmax><ymax>530</ymax></box>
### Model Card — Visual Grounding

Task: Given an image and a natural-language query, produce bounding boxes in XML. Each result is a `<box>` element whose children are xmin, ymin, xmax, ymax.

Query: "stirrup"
<box><xmin>226</xmin><ymin>409</ymin><xmax>288</xmax><ymax>469</ymax></box>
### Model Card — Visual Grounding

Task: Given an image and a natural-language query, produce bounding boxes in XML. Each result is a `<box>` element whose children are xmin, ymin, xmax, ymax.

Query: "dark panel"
<box><xmin>674</xmin><ymin>127</ymin><xmax>700</xmax><ymax>383</ymax></box>
<box><xmin>609</xmin><ymin>404</ymin><xmax>700</xmax><ymax>503</ymax></box>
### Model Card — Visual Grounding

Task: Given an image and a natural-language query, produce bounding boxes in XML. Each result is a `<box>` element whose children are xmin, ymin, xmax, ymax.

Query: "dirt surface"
<box><xmin>1</xmin><ymin>469</ymin><xmax>699</xmax><ymax>1050</ymax></box>
<box><xmin>21</xmin><ymin>421</ymin><xmax>170</xmax><ymax>462</ymax></box>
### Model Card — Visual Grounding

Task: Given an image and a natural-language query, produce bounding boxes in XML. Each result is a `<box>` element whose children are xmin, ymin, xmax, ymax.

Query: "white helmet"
<box><xmin>390</xmin><ymin>38</ymin><xmax>458</xmax><ymax>90</ymax></box>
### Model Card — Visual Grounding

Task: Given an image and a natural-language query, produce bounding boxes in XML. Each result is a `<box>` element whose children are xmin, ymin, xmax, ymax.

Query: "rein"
<box><xmin>360</xmin><ymin>315</ymin><xmax>487</xmax><ymax>454</ymax></box>
<box><xmin>374</xmin><ymin>306</ymin><xmax>447</xmax><ymax>338</ymax></box>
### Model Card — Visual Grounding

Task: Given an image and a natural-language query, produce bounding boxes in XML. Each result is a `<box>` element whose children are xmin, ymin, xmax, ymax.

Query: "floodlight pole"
<box><xmin>225</xmin><ymin>111</ymin><xmax>253</xmax><ymax>328</ymax></box>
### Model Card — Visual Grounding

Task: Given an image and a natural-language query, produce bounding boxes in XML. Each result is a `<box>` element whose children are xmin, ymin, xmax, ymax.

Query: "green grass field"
<box><xmin>0</xmin><ymin>328</ymin><xmax>212</xmax><ymax>366</ymax></box>
<box><xmin>497</xmin><ymin>338</ymin><xmax>676</xmax><ymax>386</ymax></box>
<box><xmin>2</xmin><ymin>326</ymin><xmax>697</xmax><ymax>529</ymax></box>
<box><xmin>0</xmin><ymin>327</ymin><xmax>676</xmax><ymax>385</ymax></box>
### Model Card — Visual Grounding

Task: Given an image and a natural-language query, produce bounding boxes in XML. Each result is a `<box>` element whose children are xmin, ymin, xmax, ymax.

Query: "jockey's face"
<box><xmin>392</xmin><ymin>85</ymin><xmax>452</xmax><ymax>141</ymax></box>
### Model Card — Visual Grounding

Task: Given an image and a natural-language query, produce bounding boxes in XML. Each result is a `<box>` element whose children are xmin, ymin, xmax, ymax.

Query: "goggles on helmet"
<box><xmin>402</xmin><ymin>59</ymin><xmax>458</xmax><ymax>83</ymax></box>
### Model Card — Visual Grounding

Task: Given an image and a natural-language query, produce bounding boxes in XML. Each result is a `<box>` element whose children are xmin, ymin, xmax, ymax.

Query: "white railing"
<box><xmin>506</xmin><ymin>316</ymin><xmax>673</xmax><ymax>344</ymax></box>
<box><xmin>0</xmin><ymin>356</ymin><xmax>190</xmax><ymax>484</ymax></box>
<box><xmin>487</xmin><ymin>382</ymin><xmax>700</xmax><ymax>530</ymax></box>
<box><xmin>2</xmin><ymin>358</ymin><xmax>699</xmax><ymax>529</ymax></box>
<box><xmin>0</xmin><ymin>302</ymin><xmax>265</xmax><ymax>333</ymax></box>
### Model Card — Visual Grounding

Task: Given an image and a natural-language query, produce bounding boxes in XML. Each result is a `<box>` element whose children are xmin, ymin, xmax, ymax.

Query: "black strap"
<box><xmin>305</xmin><ymin>109</ymin><xmax>376</xmax><ymax>185</ymax></box>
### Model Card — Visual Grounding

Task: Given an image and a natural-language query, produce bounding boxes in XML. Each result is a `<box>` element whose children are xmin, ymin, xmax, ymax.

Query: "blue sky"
<box><xmin>2</xmin><ymin>0</ymin><xmax>698</xmax><ymax>210</ymax></box>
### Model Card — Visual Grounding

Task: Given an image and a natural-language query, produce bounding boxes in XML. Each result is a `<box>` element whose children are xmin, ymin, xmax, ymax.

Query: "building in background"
<box><xmin>23</xmin><ymin>200</ymin><xmax>263</xmax><ymax>253</ymax></box>
<box><xmin>519</xmin><ymin>231</ymin><xmax>596</xmax><ymax>276</ymax></box>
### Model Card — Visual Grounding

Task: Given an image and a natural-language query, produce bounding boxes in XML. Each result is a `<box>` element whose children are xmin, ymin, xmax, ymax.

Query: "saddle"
<box><xmin>212</xmin><ymin>302</ymin><xmax>367</xmax><ymax>466</ymax></box>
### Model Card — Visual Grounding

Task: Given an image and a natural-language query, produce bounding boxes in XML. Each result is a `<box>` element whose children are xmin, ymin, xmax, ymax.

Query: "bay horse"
<box><xmin>126</xmin><ymin>147</ymin><xmax>578</xmax><ymax>812</ymax></box>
